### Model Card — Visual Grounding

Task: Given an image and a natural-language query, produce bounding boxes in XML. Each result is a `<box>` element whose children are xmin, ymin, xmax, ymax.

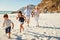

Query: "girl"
<box><xmin>16</xmin><ymin>11</ymin><xmax>26</xmax><ymax>32</ymax></box>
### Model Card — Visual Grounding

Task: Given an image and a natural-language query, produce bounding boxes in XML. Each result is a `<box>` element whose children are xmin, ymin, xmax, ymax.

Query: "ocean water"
<box><xmin>0</xmin><ymin>11</ymin><xmax>13</xmax><ymax>14</ymax></box>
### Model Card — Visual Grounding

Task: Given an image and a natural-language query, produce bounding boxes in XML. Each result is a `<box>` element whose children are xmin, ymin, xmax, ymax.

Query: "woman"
<box><xmin>16</xmin><ymin>11</ymin><xmax>26</xmax><ymax>32</ymax></box>
<box><xmin>32</xmin><ymin>6</ymin><xmax>40</xmax><ymax>27</ymax></box>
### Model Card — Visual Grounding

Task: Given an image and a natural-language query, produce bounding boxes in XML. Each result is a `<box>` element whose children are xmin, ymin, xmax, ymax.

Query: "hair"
<box><xmin>27</xmin><ymin>6</ymin><xmax>29</xmax><ymax>8</ymax></box>
<box><xmin>35</xmin><ymin>6</ymin><xmax>39</xmax><ymax>10</ymax></box>
<box><xmin>3</xmin><ymin>14</ymin><xmax>8</xmax><ymax>18</ymax></box>
<box><xmin>18</xmin><ymin>11</ymin><xmax>22</xmax><ymax>15</ymax></box>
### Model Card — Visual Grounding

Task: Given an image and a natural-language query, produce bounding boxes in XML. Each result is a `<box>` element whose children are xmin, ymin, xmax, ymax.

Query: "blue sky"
<box><xmin>0</xmin><ymin>0</ymin><xmax>42</xmax><ymax>11</ymax></box>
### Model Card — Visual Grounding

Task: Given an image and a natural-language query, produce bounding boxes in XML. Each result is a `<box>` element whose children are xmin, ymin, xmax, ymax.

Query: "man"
<box><xmin>24</xmin><ymin>6</ymin><xmax>32</xmax><ymax>27</ymax></box>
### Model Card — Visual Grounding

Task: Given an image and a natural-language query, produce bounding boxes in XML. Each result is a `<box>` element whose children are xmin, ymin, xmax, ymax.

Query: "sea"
<box><xmin>0</xmin><ymin>11</ymin><xmax>14</xmax><ymax>14</ymax></box>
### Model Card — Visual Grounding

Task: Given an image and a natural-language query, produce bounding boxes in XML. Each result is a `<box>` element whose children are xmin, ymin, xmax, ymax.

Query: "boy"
<box><xmin>16</xmin><ymin>11</ymin><xmax>26</xmax><ymax>32</ymax></box>
<box><xmin>3</xmin><ymin>14</ymin><xmax>14</xmax><ymax>39</ymax></box>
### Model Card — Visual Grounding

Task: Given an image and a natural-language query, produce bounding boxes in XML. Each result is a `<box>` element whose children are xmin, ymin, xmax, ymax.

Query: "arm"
<box><xmin>11</xmin><ymin>22</ymin><xmax>14</xmax><ymax>29</ymax></box>
<box><xmin>3</xmin><ymin>21</ymin><xmax>5</xmax><ymax>27</ymax></box>
<box><xmin>23</xmin><ymin>15</ymin><xmax>26</xmax><ymax>22</ymax></box>
<box><xmin>3</xmin><ymin>23</ymin><xmax>5</xmax><ymax>27</ymax></box>
<box><xmin>16</xmin><ymin>16</ymin><xmax>19</xmax><ymax>20</ymax></box>
<box><xmin>16</xmin><ymin>15</ymin><xmax>19</xmax><ymax>20</ymax></box>
<box><xmin>10</xmin><ymin>20</ymin><xmax>14</xmax><ymax>29</ymax></box>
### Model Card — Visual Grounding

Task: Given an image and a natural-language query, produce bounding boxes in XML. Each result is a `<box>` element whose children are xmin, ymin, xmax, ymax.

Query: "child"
<box><xmin>3</xmin><ymin>14</ymin><xmax>14</xmax><ymax>39</ymax></box>
<box><xmin>16</xmin><ymin>11</ymin><xmax>26</xmax><ymax>32</ymax></box>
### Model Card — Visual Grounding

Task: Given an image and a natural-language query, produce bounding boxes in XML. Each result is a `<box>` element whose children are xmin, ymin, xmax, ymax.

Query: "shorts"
<box><xmin>5</xmin><ymin>26</ymin><xmax>11</xmax><ymax>33</ymax></box>
<box><xmin>26</xmin><ymin>15</ymin><xmax>30</xmax><ymax>19</ymax></box>
<box><xmin>19</xmin><ymin>20</ymin><xmax>24</xmax><ymax>24</ymax></box>
<box><xmin>20</xmin><ymin>22</ymin><xmax>24</xmax><ymax>24</ymax></box>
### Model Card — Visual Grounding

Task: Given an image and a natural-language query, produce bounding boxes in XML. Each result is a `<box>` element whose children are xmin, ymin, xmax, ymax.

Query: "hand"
<box><xmin>12</xmin><ymin>27</ymin><xmax>14</xmax><ymax>29</ymax></box>
<box><xmin>25</xmin><ymin>20</ymin><xmax>26</xmax><ymax>22</ymax></box>
<box><xmin>16</xmin><ymin>17</ymin><xmax>18</xmax><ymax>20</ymax></box>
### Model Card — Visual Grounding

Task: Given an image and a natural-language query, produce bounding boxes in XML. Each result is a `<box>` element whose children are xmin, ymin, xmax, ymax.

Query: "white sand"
<box><xmin>0</xmin><ymin>13</ymin><xmax>60</xmax><ymax>40</ymax></box>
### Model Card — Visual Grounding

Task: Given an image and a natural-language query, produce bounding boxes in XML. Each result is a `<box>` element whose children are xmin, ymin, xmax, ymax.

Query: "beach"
<box><xmin>0</xmin><ymin>13</ymin><xmax>60</xmax><ymax>40</ymax></box>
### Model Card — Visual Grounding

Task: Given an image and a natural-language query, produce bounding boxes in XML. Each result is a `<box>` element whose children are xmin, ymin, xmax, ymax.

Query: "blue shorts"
<box><xmin>5</xmin><ymin>26</ymin><xmax>11</xmax><ymax>33</ymax></box>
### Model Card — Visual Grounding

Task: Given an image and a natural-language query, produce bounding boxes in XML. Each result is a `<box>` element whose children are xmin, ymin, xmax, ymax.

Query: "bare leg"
<box><xmin>27</xmin><ymin>19</ymin><xmax>30</xmax><ymax>27</ymax></box>
<box><xmin>20</xmin><ymin>24</ymin><xmax>24</xmax><ymax>32</ymax></box>
<box><xmin>36</xmin><ymin>20</ymin><xmax>39</xmax><ymax>27</ymax></box>
<box><xmin>8</xmin><ymin>32</ymin><xmax>11</xmax><ymax>39</ymax></box>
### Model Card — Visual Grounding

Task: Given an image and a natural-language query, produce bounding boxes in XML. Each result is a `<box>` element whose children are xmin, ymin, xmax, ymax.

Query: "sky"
<box><xmin>0</xmin><ymin>0</ymin><xmax>42</xmax><ymax>11</ymax></box>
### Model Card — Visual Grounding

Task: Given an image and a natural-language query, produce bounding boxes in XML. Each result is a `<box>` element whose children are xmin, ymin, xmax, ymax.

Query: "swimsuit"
<box><xmin>19</xmin><ymin>16</ymin><xmax>24</xmax><ymax>24</ymax></box>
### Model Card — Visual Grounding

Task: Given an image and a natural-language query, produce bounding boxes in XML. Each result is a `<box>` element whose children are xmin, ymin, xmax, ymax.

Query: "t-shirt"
<box><xmin>24</xmin><ymin>9</ymin><xmax>32</xmax><ymax>16</ymax></box>
<box><xmin>3</xmin><ymin>19</ymin><xmax>12</xmax><ymax>27</ymax></box>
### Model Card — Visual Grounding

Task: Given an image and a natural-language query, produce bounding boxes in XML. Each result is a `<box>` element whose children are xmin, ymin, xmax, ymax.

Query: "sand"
<box><xmin>0</xmin><ymin>13</ymin><xmax>60</xmax><ymax>40</ymax></box>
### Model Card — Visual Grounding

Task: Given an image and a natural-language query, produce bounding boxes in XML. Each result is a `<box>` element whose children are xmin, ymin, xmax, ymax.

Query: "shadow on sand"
<box><xmin>25</xmin><ymin>30</ymin><xmax>60</xmax><ymax>40</ymax></box>
<box><xmin>38</xmin><ymin>26</ymin><xmax>60</xmax><ymax>29</ymax></box>
<box><xmin>10</xmin><ymin>26</ymin><xmax>60</xmax><ymax>40</ymax></box>
<box><xmin>11</xmin><ymin>34</ymin><xmax>22</xmax><ymax>40</ymax></box>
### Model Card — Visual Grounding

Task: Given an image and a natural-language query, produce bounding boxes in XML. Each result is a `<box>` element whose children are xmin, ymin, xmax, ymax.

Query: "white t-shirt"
<box><xmin>24</xmin><ymin>9</ymin><xmax>32</xmax><ymax>16</ymax></box>
<box><xmin>3</xmin><ymin>19</ymin><xmax>12</xmax><ymax>27</ymax></box>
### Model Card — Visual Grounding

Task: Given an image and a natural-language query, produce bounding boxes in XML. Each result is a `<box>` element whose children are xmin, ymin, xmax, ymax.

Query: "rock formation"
<box><xmin>37</xmin><ymin>0</ymin><xmax>60</xmax><ymax>13</ymax></box>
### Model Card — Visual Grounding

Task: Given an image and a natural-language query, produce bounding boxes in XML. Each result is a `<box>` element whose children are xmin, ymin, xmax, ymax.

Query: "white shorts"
<box><xmin>20</xmin><ymin>22</ymin><xmax>24</xmax><ymax>24</ymax></box>
<box><xmin>26</xmin><ymin>15</ymin><xmax>30</xmax><ymax>19</ymax></box>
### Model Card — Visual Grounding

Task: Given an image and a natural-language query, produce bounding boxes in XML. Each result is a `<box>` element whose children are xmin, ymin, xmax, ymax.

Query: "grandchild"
<box><xmin>16</xmin><ymin>11</ymin><xmax>26</xmax><ymax>32</ymax></box>
<box><xmin>3</xmin><ymin>14</ymin><xmax>14</xmax><ymax>39</ymax></box>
